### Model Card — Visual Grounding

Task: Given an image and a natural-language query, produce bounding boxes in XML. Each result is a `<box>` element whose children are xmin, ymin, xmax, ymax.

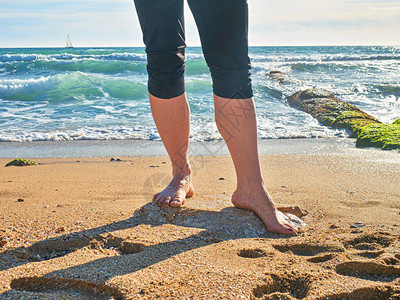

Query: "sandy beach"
<box><xmin>0</xmin><ymin>148</ymin><xmax>400</xmax><ymax>299</ymax></box>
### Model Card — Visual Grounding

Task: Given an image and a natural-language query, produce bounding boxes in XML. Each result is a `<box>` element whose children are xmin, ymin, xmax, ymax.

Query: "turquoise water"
<box><xmin>1</xmin><ymin>46</ymin><xmax>399</xmax><ymax>142</ymax></box>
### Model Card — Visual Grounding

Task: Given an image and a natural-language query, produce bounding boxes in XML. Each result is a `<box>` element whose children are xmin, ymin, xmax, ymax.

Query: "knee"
<box><xmin>146</xmin><ymin>47</ymin><xmax>185</xmax><ymax>99</ymax></box>
<box><xmin>209</xmin><ymin>64</ymin><xmax>253</xmax><ymax>99</ymax></box>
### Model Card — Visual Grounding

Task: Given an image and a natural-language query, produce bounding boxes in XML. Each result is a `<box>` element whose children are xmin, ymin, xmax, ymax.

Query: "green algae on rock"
<box><xmin>287</xmin><ymin>88</ymin><xmax>381</xmax><ymax>137</ymax></box>
<box><xmin>5</xmin><ymin>158</ymin><xmax>38</xmax><ymax>167</ymax></box>
<box><xmin>287</xmin><ymin>89</ymin><xmax>400</xmax><ymax>150</ymax></box>
<box><xmin>356</xmin><ymin>123</ymin><xmax>400</xmax><ymax>150</ymax></box>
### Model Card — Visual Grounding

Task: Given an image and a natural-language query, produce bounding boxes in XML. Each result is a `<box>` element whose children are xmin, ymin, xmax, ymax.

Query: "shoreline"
<box><xmin>0</xmin><ymin>137</ymin><xmax>383</xmax><ymax>159</ymax></box>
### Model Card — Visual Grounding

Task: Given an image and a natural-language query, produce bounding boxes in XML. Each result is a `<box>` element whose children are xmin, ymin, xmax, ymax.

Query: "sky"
<box><xmin>0</xmin><ymin>0</ymin><xmax>399</xmax><ymax>48</ymax></box>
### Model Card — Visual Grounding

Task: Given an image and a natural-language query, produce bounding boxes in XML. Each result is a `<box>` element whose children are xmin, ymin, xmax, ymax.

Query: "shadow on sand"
<box><xmin>1</xmin><ymin>202</ymin><xmax>295</xmax><ymax>299</ymax></box>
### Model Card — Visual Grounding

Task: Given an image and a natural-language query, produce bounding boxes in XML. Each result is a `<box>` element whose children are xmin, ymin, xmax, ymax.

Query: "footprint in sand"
<box><xmin>272</xmin><ymin>241</ymin><xmax>345</xmax><ymax>258</ymax></box>
<box><xmin>324</xmin><ymin>284</ymin><xmax>400</xmax><ymax>300</ymax></box>
<box><xmin>272</xmin><ymin>232</ymin><xmax>398</xmax><ymax>265</ymax></box>
<box><xmin>272</xmin><ymin>240</ymin><xmax>345</xmax><ymax>266</ymax></box>
<box><xmin>306</xmin><ymin>253</ymin><xmax>338</xmax><ymax>263</ymax></box>
<box><xmin>336</xmin><ymin>233</ymin><xmax>400</xmax><ymax>281</ymax></box>
<box><xmin>250</xmin><ymin>272</ymin><xmax>314</xmax><ymax>300</ymax></box>
<box><xmin>251</xmin><ymin>272</ymin><xmax>400</xmax><ymax>300</ymax></box>
<box><xmin>237</xmin><ymin>248</ymin><xmax>274</xmax><ymax>259</ymax></box>
<box><xmin>376</xmin><ymin>253</ymin><xmax>400</xmax><ymax>266</ymax></box>
<box><xmin>252</xmin><ymin>233</ymin><xmax>400</xmax><ymax>299</ymax></box>
<box><xmin>335</xmin><ymin>232</ymin><xmax>400</xmax><ymax>281</ymax></box>
<box><xmin>341</xmin><ymin>232</ymin><xmax>397</xmax><ymax>260</ymax></box>
<box><xmin>340</xmin><ymin>200</ymin><xmax>382</xmax><ymax>209</ymax></box>
<box><xmin>336</xmin><ymin>260</ymin><xmax>400</xmax><ymax>281</ymax></box>
<box><xmin>12</xmin><ymin>234</ymin><xmax>145</xmax><ymax>262</ymax></box>
<box><xmin>343</xmin><ymin>232</ymin><xmax>395</xmax><ymax>252</ymax></box>
<box><xmin>9</xmin><ymin>276</ymin><xmax>125</xmax><ymax>300</ymax></box>
<box><xmin>355</xmin><ymin>249</ymin><xmax>385</xmax><ymax>259</ymax></box>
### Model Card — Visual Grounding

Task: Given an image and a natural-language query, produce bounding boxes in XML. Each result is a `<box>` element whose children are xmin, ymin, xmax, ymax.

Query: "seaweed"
<box><xmin>356</xmin><ymin>124</ymin><xmax>400</xmax><ymax>150</ymax></box>
<box><xmin>5</xmin><ymin>158</ymin><xmax>39</xmax><ymax>167</ymax></box>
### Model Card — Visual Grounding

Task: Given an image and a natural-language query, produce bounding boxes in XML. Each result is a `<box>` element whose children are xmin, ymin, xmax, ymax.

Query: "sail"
<box><xmin>65</xmin><ymin>34</ymin><xmax>73</xmax><ymax>48</ymax></box>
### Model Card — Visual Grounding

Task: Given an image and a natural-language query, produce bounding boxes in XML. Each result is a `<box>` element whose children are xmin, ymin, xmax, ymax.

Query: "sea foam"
<box><xmin>0</xmin><ymin>46</ymin><xmax>399</xmax><ymax>143</ymax></box>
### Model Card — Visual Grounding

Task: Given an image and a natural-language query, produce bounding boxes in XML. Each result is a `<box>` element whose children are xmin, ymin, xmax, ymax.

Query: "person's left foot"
<box><xmin>231</xmin><ymin>185</ymin><xmax>298</xmax><ymax>235</ymax></box>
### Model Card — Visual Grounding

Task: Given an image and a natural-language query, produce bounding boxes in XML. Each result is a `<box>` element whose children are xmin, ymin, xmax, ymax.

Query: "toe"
<box><xmin>157</xmin><ymin>195</ymin><xmax>166</xmax><ymax>206</ymax></box>
<box><xmin>156</xmin><ymin>193</ymin><xmax>165</xmax><ymax>203</ymax></box>
<box><xmin>170</xmin><ymin>197</ymin><xmax>183</xmax><ymax>207</ymax></box>
<box><xmin>281</xmin><ymin>224</ymin><xmax>297</xmax><ymax>235</ymax></box>
<box><xmin>153</xmin><ymin>193</ymin><xmax>160</xmax><ymax>203</ymax></box>
<box><xmin>285</xmin><ymin>223</ymin><xmax>297</xmax><ymax>231</ymax></box>
<box><xmin>161</xmin><ymin>196</ymin><xmax>172</xmax><ymax>207</ymax></box>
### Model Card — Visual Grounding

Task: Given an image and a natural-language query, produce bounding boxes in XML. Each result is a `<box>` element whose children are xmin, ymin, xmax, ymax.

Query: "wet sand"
<box><xmin>0</xmin><ymin>151</ymin><xmax>400</xmax><ymax>299</ymax></box>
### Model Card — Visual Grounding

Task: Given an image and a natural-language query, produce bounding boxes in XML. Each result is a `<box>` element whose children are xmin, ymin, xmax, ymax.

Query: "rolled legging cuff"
<box><xmin>210</xmin><ymin>65</ymin><xmax>253</xmax><ymax>99</ymax></box>
<box><xmin>146</xmin><ymin>47</ymin><xmax>186</xmax><ymax>99</ymax></box>
<box><xmin>147</xmin><ymin>71</ymin><xmax>185</xmax><ymax>99</ymax></box>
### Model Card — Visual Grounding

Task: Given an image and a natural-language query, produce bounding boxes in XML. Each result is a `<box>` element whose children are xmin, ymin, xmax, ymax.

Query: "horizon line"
<box><xmin>0</xmin><ymin>44</ymin><xmax>399</xmax><ymax>49</ymax></box>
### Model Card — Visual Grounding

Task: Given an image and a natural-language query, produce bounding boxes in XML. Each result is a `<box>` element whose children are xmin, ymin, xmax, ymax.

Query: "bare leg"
<box><xmin>149</xmin><ymin>93</ymin><xmax>193</xmax><ymax>207</ymax></box>
<box><xmin>214</xmin><ymin>94</ymin><xmax>296</xmax><ymax>235</ymax></box>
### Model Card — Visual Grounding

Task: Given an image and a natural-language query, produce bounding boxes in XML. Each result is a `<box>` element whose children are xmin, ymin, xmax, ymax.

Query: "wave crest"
<box><xmin>0</xmin><ymin>72</ymin><xmax>147</xmax><ymax>101</ymax></box>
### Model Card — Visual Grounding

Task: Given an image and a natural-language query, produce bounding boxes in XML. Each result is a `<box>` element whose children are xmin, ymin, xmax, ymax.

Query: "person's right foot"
<box><xmin>153</xmin><ymin>173</ymin><xmax>194</xmax><ymax>208</ymax></box>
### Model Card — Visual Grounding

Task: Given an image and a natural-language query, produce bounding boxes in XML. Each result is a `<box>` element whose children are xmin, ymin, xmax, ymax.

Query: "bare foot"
<box><xmin>153</xmin><ymin>174</ymin><xmax>194</xmax><ymax>208</ymax></box>
<box><xmin>231</xmin><ymin>185</ymin><xmax>297</xmax><ymax>235</ymax></box>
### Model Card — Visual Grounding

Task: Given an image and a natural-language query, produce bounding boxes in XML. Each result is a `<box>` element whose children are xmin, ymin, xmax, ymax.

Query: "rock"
<box><xmin>276</xmin><ymin>206</ymin><xmax>308</xmax><ymax>218</ymax></box>
<box><xmin>294</xmin><ymin>88</ymin><xmax>334</xmax><ymax>100</ymax></box>
<box><xmin>287</xmin><ymin>89</ymin><xmax>400</xmax><ymax>150</ymax></box>
<box><xmin>5</xmin><ymin>159</ymin><xmax>38</xmax><ymax>167</ymax></box>
<box><xmin>56</xmin><ymin>227</ymin><xmax>66</xmax><ymax>232</ymax></box>
<box><xmin>17</xmin><ymin>198</ymin><xmax>24</xmax><ymax>202</ymax></box>
<box><xmin>0</xmin><ymin>237</ymin><xmax>7</xmax><ymax>247</ymax></box>
<box><xmin>134</xmin><ymin>202</ymin><xmax>306</xmax><ymax>238</ymax></box>
<box><xmin>218</xmin><ymin>178</ymin><xmax>225</xmax><ymax>180</ymax></box>
<box><xmin>287</xmin><ymin>89</ymin><xmax>381</xmax><ymax>137</ymax></box>
<box><xmin>267</xmin><ymin>71</ymin><xmax>291</xmax><ymax>84</ymax></box>
<box><xmin>284</xmin><ymin>213</ymin><xmax>307</xmax><ymax>228</ymax></box>
<box><xmin>350</xmin><ymin>222</ymin><xmax>364</xmax><ymax>228</ymax></box>
<box><xmin>356</xmin><ymin>123</ymin><xmax>400</xmax><ymax>150</ymax></box>
<box><xmin>330</xmin><ymin>224</ymin><xmax>339</xmax><ymax>229</ymax></box>
<box><xmin>110</xmin><ymin>158</ymin><xmax>123</xmax><ymax>162</ymax></box>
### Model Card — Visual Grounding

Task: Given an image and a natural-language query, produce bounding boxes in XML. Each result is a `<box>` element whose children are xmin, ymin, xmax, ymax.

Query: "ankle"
<box><xmin>236</xmin><ymin>175</ymin><xmax>264</xmax><ymax>191</ymax></box>
<box><xmin>172</xmin><ymin>162</ymin><xmax>192</xmax><ymax>178</ymax></box>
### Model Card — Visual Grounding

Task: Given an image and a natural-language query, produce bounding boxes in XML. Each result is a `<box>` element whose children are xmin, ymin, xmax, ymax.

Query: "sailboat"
<box><xmin>65</xmin><ymin>34</ymin><xmax>73</xmax><ymax>48</ymax></box>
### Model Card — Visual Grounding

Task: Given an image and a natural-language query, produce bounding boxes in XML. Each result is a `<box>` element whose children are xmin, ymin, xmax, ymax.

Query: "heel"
<box><xmin>186</xmin><ymin>189</ymin><xmax>194</xmax><ymax>198</ymax></box>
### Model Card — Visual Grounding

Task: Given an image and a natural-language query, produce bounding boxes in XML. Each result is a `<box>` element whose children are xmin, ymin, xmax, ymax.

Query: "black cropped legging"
<box><xmin>133</xmin><ymin>0</ymin><xmax>253</xmax><ymax>99</ymax></box>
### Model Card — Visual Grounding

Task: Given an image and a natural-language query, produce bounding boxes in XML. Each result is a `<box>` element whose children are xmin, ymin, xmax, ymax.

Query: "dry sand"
<box><xmin>0</xmin><ymin>151</ymin><xmax>400</xmax><ymax>299</ymax></box>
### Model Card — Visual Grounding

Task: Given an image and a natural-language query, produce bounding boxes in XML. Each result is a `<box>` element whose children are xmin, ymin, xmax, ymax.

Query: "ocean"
<box><xmin>1</xmin><ymin>46</ymin><xmax>399</xmax><ymax>143</ymax></box>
